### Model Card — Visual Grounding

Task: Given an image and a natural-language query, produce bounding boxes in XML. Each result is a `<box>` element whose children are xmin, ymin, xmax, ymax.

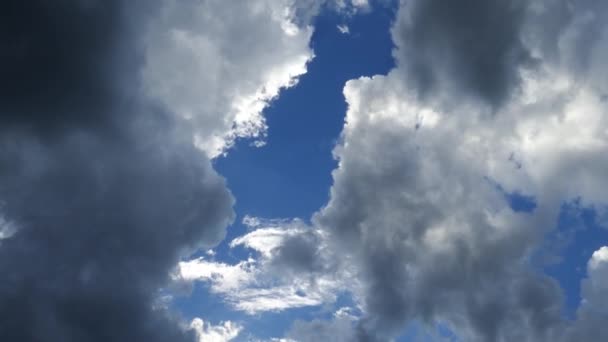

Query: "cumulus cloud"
<box><xmin>257</xmin><ymin>0</ymin><xmax>608</xmax><ymax>341</ymax></box>
<box><xmin>142</xmin><ymin>0</ymin><xmax>316</xmax><ymax>157</ymax></box>
<box><xmin>564</xmin><ymin>246</ymin><xmax>608</xmax><ymax>341</ymax></box>
<box><xmin>316</xmin><ymin>72</ymin><xmax>568</xmax><ymax>340</ymax></box>
<box><xmin>392</xmin><ymin>0</ymin><xmax>535</xmax><ymax>108</ymax></box>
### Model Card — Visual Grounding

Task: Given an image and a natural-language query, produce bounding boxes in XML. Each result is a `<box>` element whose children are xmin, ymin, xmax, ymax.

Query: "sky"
<box><xmin>1</xmin><ymin>1</ymin><xmax>608</xmax><ymax>342</ymax></box>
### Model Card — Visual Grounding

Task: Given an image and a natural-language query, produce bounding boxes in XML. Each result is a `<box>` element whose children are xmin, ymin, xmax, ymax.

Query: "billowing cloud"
<box><xmin>564</xmin><ymin>246</ymin><xmax>608</xmax><ymax>341</ymax></box>
<box><xmin>262</xmin><ymin>0</ymin><xmax>608</xmax><ymax>341</ymax></box>
<box><xmin>392</xmin><ymin>0</ymin><xmax>534</xmax><ymax>108</ymax></box>
<box><xmin>142</xmin><ymin>0</ymin><xmax>315</xmax><ymax>157</ymax></box>
<box><xmin>316</xmin><ymin>72</ymin><xmax>569</xmax><ymax>341</ymax></box>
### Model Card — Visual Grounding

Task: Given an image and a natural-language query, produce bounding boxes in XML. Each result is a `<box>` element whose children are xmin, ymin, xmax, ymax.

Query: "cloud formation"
<box><xmin>259</xmin><ymin>0</ymin><xmax>608</xmax><ymax>340</ymax></box>
<box><xmin>4</xmin><ymin>1</ymin><xmax>608</xmax><ymax>341</ymax></box>
<box><xmin>0</xmin><ymin>0</ymin><xmax>297</xmax><ymax>340</ymax></box>
<box><xmin>392</xmin><ymin>0</ymin><xmax>533</xmax><ymax>108</ymax></box>
<box><xmin>175</xmin><ymin>217</ymin><xmax>353</xmax><ymax>314</ymax></box>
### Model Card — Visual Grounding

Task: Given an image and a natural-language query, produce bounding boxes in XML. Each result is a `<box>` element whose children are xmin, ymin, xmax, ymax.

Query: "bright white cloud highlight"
<box><xmin>581</xmin><ymin>246</ymin><xmax>608</xmax><ymax>312</ymax></box>
<box><xmin>190</xmin><ymin>318</ymin><xmax>242</xmax><ymax>342</ymax></box>
<box><xmin>143</xmin><ymin>0</ymin><xmax>315</xmax><ymax>157</ymax></box>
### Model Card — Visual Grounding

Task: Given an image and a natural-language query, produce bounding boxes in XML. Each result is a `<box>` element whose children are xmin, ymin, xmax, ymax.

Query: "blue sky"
<box><xmin>215</xmin><ymin>4</ymin><xmax>395</xmax><ymax>223</ymax></box>
<box><xmin>183</xmin><ymin>5</ymin><xmax>396</xmax><ymax>338</ymax></box>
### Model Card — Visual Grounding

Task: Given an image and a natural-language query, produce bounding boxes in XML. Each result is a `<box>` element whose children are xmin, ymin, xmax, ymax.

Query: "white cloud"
<box><xmin>337</xmin><ymin>24</ymin><xmax>350</xmax><ymax>34</ymax></box>
<box><xmin>563</xmin><ymin>246</ymin><xmax>608</xmax><ymax>341</ymax></box>
<box><xmin>581</xmin><ymin>246</ymin><xmax>608</xmax><ymax>313</ymax></box>
<box><xmin>142</xmin><ymin>0</ymin><xmax>315</xmax><ymax>158</ymax></box>
<box><xmin>333</xmin><ymin>0</ymin><xmax>369</xmax><ymax>12</ymax></box>
<box><xmin>190</xmin><ymin>318</ymin><xmax>242</xmax><ymax>342</ymax></box>
<box><xmin>179</xmin><ymin>258</ymin><xmax>256</xmax><ymax>291</ymax></box>
<box><xmin>175</xmin><ymin>218</ymin><xmax>355</xmax><ymax>314</ymax></box>
<box><xmin>230</xmin><ymin>222</ymin><xmax>308</xmax><ymax>258</ymax></box>
<box><xmin>0</xmin><ymin>216</ymin><xmax>16</xmax><ymax>240</ymax></box>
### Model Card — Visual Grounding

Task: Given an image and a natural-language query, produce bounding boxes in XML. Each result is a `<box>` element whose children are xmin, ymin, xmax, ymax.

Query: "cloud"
<box><xmin>582</xmin><ymin>247</ymin><xmax>608</xmax><ymax>314</ymax></box>
<box><xmin>0</xmin><ymin>1</ymin><xmax>370</xmax><ymax>339</ymax></box>
<box><xmin>392</xmin><ymin>0</ymin><xmax>534</xmax><ymax>108</ymax></box>
<box><xmin>259</xmin><ymin>0</ymin><xmax>608</xmax><ymax>340</ymax></box>
<box><xmin>142</xmin><ymin>0</ymin><xmax>315</xmax><ymax>157</ymax></box>
<box><xmin>286</xmin><ymin>316</ymin><xmax>357</xmax><ymax>342</ymax></box>
<box><xmin>175</xmin><ymin>218</ymin><xmax>354</xmax><ymax>314</ymax></box>
<box><xmin>190</xmin><ymin>318</ymin><xmax>242</xmax><ymax>342</ymax></box>
<box><xmin>0</xmin><ymin>1</ymin><xmax>247</xmax><ymax>341</ymax></box>
<box><xmin>564</xmin><ymin>246</ymin><xmax>608</xmax><ymax>341</ymax></box>
<box><xmin>0</xmin><ymin>0</ymin><xmax>144</xmax><ymax>136</ymax></box>
<box><xmin>7</xmin><ymin>1</ymin><xmax>605</xmax><ymax>341</ymax></box>
<box><xmin>337</xmin><ymin>24</ymin><xmax>350</xmax><ymax>34</ymax></box>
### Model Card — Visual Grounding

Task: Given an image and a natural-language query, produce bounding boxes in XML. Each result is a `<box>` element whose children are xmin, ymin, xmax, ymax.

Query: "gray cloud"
<box><xmin>277</xmin><ymin>1</ymin><xmax>608</xmax><ymax>340</ymax></box>
<box><xmin>392</xmin><ymin>0</ymin><xmax>534</xmax><ymax>108</ymax></box>
<box><xmin>0</xmin><ymin>1</ymin><xmax>234</xmax><ymax>341</ymax></box>
<box><xmin>287</xmin><ymin>316</ymin><xmax>357</xmax><ymax>342</ymax></box>
<box><xmin>270</xmin><ymin>230</ymin><xmax>329</xmax><ymax>275</ymax></box>
<box><xmin>316</xmin><ymin>116</ymin><xmax>565</xmax><ymax>341</ymax></box>
<box><xmin>0</xmin><ymin>0</ymin><xmax>149</xmax><ymax>136</ymax></box>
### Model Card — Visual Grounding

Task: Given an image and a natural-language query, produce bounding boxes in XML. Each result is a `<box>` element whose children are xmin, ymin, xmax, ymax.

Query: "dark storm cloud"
<box><xmin>393</xmin><ymin>0</ymin><xmax>534</xmax><ymax>107</ymax></box>
<box><xmin>0</xmin><ymin>127</ymin><xmax>234</xmax><ymax>341</ymax></box>
<box><xmin>0</xmin><ymin>1</ymin><xmax>234</xmax><ymax>341</ymax></box>
<box><xmin>0</xmin><ymin>0</ymin><xmax>147</xmax><ymax>135</ymax></box>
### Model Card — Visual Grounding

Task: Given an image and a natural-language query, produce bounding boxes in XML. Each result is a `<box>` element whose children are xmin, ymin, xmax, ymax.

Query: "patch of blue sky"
<box><xmin>491</xmin><ymin>177</ymin><xmax>607</xmax><ymax>320</ymax></box>
<box><xmin>210</xmin><ymin>1</ymin><xmax>396</xmax><ymax>277</ymax></box>
<box><xmin>178</xmin><ymin>2</ymin><xmax>396</xmax><ymax>339</ymax></box>
<box><xmin>485</xmin><ymin>176</ymin><xmax>538</xmax><ymax>213</ymax></box>
<box><xmin>543</xmin><ymin>200</ymin><xmax>608</xmax><ymax>318</ymax></box>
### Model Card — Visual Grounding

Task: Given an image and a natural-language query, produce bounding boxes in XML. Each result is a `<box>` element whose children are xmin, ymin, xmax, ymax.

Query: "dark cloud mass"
<box><xmin>0</xmin><ymin>1</ymin><xmax>234</xmax><ymax>341</ymax></box>
<box><xmin>0</xmin><ymin>0</ymin><xmax>142</xmax><ymax>135</ymax></box>
<box><xmin>393</xmin><ymin>0</ymin><xmax>533</xmax><ymax>107</ymax></box>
